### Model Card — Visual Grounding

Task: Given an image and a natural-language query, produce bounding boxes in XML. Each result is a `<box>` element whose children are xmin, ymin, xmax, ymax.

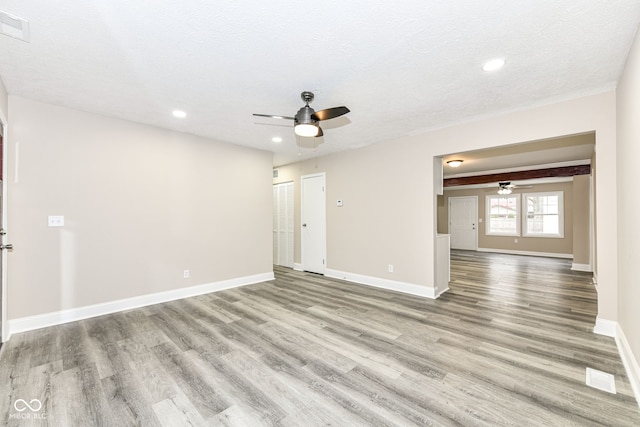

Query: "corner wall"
<box><xmin>418</xmin><ymin>91</ymin><xmax>617</xmax><ymax>319</ymax></box>
<box><xmin>275</xmin><ymin>139</ymin><xmax>431</xmax><ymax>288</ymax></box>
<box><xmin>277</xmin><ymin>91</ymin><xmax>617</xmax><ymax>313</ymax></box>
<box><xmin>6</xmin><ymin>96</ymin><xmax>273</xmax><ymax>324</ymax></box>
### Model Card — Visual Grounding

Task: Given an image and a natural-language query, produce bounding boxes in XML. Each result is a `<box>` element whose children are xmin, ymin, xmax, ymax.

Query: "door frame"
<box><xmin>0</xmin><ymin>114</ymin><xmax>7</xmax><ymax>342</ymax></box>
<box><xmin>301</xmin><ymin>172</ymin><xmax>326</xmax><ymax>274</ymax></box>
<box><xmin>448</xmin><ymin>195</ymin><xmax>478</xmax><ymax>250</ymax></box>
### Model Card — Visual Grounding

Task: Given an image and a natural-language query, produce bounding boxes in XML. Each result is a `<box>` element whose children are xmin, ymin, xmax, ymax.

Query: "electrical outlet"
<box><xmin>183</xmin><ymin>270</ymin><xmax>190</xmax><ymax>279</ymax></box>
<box><xmin>514</xmin><ymin>238</ymin><xmax>518</xmax><ymax>243</ymax></box>
<box><xmin>388</xmin><ymin>264</ymin><xmax>394</xmax><ymax>273</ymax></box>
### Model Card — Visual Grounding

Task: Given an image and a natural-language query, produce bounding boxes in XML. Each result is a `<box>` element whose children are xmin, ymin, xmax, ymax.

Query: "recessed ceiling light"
<box><xmin>272</xmin><ymin>137</ymin><xmax>282</xmax><ymax>143</ymax></box>
<box><xmin>172</xmin><ymin>110</ymin><xmax>187</xmax><ymax>118</ymax></box>
<box><xmin>0</xmin><ymin>10</ymin><xmax>30</xmax><ymax>42</ymax></box>
<box><xmin>482</xmin><ymin>58</ymin><xmax>506</xmax><ymax>72</ymax></box>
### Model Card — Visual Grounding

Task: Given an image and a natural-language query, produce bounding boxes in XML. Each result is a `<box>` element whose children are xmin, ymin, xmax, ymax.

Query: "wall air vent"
<box><xmin>0</xmin><ymin>11</ymin><xmax>30</xmax><ymax>42</ymax></box>
<box><xmin>273</xmin><ymin>169</ymin><xmax>279</xmax><ymax>178</ymax></box>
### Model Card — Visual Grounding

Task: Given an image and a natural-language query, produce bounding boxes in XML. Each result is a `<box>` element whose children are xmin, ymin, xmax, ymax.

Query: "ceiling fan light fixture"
<box><xmin>447</xmin><ymin>160</ymin><xmax>463</xmax><ymax>167</ymax></box>
<box><xmin>294</xmin><ymin>123</ymin><xmax>319</xmax><ymax>137</ymax></box>
<box><xmin>254</xmin><ymin>91</ymin><xmax>349</xmax><ymax>141</ymax></box>
<box><xmin>498</xmin><ymin>181</ymin><xmax>514</xmax><ymax>195</ymax></box>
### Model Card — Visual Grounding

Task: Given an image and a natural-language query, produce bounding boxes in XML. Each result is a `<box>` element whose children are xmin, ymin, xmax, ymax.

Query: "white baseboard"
<box><xmin>324</xmin><ymin>269</ymin><xmax>444</xmax><ymax>299</ymax></box>
<box><xmin>571</xmin><ymin>263</ymin><xmax>593</xmax><ymax>272</ymax></box>
<box><xmin>293</xmin><ymin>263</ymin><xmax>303</xmax><ymax>272</ymax></box>
<box><xmin>7</xmin><ymin>272</ymin><xmax>274</xmax><ymax>338</ymax></box>
<box><xmin>616</xmin><ymin>324</ymin><xmax>640</xmax><ymax>409</ymax></box>
<box><xmin>477</xmin><ymin>247</ymin><xmax>573</xmax><ymax>259</ymax></box>
<box><xmin>593</xmin><ymin>318</ymin><xmax>640</xmax><ymax>408</ymax></box>
<box><xmin>593</xmin><ymin>317</ymin><xmax>617</xmax><ymax>338</ymax></box>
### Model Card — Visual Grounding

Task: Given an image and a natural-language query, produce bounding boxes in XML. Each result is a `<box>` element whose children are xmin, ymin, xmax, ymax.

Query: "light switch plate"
<box><xmin>48</xmin><ymin>215</ymin><xmax>64</xmax><ymax>227</ymax></box>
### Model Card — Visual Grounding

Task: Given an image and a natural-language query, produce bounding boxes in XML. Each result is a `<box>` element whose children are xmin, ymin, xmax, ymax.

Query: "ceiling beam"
<box><xmin>443</xmin><ymin>164</ymin><xmax>591</xmax><ymax>187</ymax></box>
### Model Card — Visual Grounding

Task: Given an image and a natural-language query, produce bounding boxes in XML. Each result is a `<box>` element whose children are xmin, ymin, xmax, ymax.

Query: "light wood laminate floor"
<box><xmin>1</xmin><ymin>250</ymin><xmax>639</xmax><ymax>426</ymax></box>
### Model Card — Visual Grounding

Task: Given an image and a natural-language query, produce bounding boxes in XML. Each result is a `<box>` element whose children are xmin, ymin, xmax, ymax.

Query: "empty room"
<box><xmin>0</xmin><ymin>1</ymin><xmax>639</xmax><ymax>425</ymax></box>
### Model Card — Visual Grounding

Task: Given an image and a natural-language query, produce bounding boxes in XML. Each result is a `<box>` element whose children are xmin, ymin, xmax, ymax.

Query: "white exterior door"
<box><xmin>449</xmin><ymin>196</ymin><xmax>477</xmax><ymax>250</ymax></box>
<box><xmin>301</xmin><ymin>173</ymin><xmax>326</xmax><ymax>274</ymax></box>
<box><xmin>273</xmin><ymin>182</ymin><xmax>294</xmax><ymax>268</ymax></box>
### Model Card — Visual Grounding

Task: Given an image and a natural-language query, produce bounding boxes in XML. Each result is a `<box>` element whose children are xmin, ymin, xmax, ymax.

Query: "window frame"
<box><xmin>485</xmin><ymin>194</ymin><xmax>521</xmax><ymax>237</ymax></box>
<box><xmin>522</xmin><ymin>191</ymin><xmax>564</xmax><ymax>238</ymax></box>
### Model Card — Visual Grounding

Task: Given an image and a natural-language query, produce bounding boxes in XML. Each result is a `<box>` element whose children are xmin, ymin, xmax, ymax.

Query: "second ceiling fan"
<box><xmin>253</xmin><ymin>91</ymin><xmax>350</xmax><ymax>138</ymax></box>
<box><xmin>496</xmin><ymin>181</ymin><xmax>533</xmax><ymax>195</ymax></box>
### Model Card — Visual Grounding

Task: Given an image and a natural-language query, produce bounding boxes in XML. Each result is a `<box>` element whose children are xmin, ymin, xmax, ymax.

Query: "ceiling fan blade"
<box><xmin>315</xmin><ymin>127</ymin><xmax>324</xmax><ymax>137</ymax></box>
<box><xmin>311</xmin><ymin>106</ymin><xmax>350</xmax><ymax>121</ymax></box>
<box><xmin>253</xmin><ymin>113</ymin><xmax>295</xmax><ymax>120</ymax></box>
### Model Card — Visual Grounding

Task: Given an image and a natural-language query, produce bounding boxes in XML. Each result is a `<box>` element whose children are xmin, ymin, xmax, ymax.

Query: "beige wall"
<box><xmin>278</xmin><ymin>91</ymin><xmax>617</xmax><ymax>321</ymax></box>
<box><xmin>6</xmin><ymin>96</ymin><xmax>273</xmax><ymax>319</ymax></box>
<box><xmin>438</xmin><ymin>181</ymin><xmax>576</xmax><ymax>256</ymax></box>
<box><xmin>572</xmin><ymin>175</ymin><xmax>591</xmax><ymax>266</ymax></box>
<box><xmin>616</xmin><ymin>26</ymin><xmax>640</xmax><ymax>376</ymax></box>
<box><xmin>275</xmin><ymin>139</ymin><xmax>430</xmax><ymax>285</ymax></box>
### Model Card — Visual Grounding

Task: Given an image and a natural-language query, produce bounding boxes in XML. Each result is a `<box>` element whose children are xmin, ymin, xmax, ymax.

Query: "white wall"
<box><xmin>6</xmin><ymin>96</ymin><xmax>273</xmax><ymax>322</ymax></box>
<box><xmin>616</xmin><ymin>24</ymin><xmax>640</xmax><ymax>396</ymax></box>
<box><xmin>0</xmin><ymin>76</ymin><xmax>7</xmax><ymax>120</ymax></box>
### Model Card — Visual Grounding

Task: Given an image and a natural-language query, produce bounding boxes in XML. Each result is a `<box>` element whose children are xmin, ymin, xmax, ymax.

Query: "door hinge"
<box><xmin>323</xmin><ymin>259</ymin><xmax>325</xmax><ymax>265</ymax></box>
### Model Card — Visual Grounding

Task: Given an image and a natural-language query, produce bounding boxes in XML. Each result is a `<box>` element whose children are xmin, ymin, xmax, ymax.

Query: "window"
<box><xmin>523</xmin><ymin>192</ymin><xmax>564</xmax><ymax>238</ymax></box>
<box><xmin>486</xmin><ymin>194</ymin><xmax>520</xmax><ymax>236</ymax></box>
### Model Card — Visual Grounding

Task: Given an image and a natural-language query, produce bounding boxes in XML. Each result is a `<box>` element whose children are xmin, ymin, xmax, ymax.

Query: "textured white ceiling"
<box><xmin>0</xmin><ymin>1</ymin><xmax>639</xmax><ymax>166</ymax></box>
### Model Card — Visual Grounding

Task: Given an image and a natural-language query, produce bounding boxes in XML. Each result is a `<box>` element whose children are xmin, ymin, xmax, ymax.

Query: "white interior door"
<box><xmin>301</xmin><ymin>173</ymin><xmax>326</xmax><ymax>274</ymax></box>
<box><xmin>273</xmin><ymin>182</ymin><xmax>294</xmax><ymax>268</ymax></box>
<box><xmin>449</xmin><ymin>196</ymin><xmax>477</xmax><ymax>250</ymax></box>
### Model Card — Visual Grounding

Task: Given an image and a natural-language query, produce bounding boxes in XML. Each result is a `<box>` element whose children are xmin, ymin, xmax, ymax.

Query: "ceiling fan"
<box><xmin>253</xmin><ymin>91</ymin><xmax>350</xmax><ymax>138</ymax></box>
<box><xmin>496</xmin><ymin>181</ymin><xmax>532</xmax><ymax>195</ymax></box>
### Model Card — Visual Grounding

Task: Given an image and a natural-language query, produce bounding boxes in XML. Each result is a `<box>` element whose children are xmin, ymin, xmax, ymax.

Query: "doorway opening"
<box><xmin>434</xmin><ymin>133</ymin><xmax>596</xmax><ymax>318</ymax></box>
